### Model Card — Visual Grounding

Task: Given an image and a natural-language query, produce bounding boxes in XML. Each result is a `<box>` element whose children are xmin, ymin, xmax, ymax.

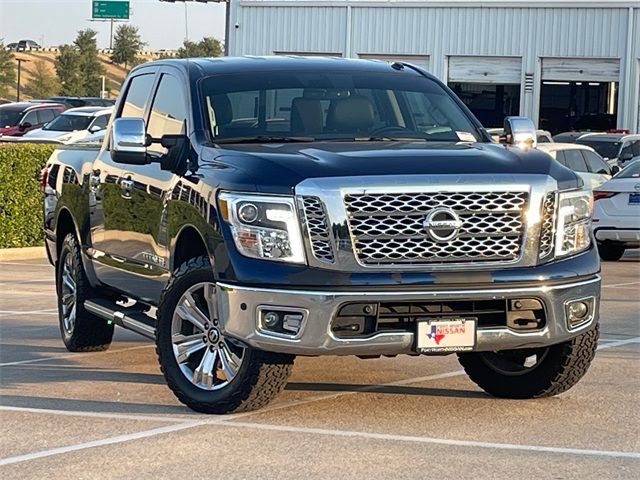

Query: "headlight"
<box><xmin>555</xmin><ymin>189</ymin><xmax>593</xmax><ymax>258</ymax></box>
<box><xmin>218</xmin><ymin>192</ymin><xmax>306</xmax><ymax>264</ymax></box>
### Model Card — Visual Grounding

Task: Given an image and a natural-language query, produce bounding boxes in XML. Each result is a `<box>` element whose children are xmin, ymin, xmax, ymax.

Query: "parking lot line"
<box><xmin>0</xmin><ymin>405</ymin><xmax>190</xmax><ymax>424</ymax></box>
<box><xmin>595</xmin><ymin>336</ymin><xmax>640</xmax><ymax>351</ymax></box>
<box><xmin>0</xmin><ymin>309</ymin><xmax>58</xmax><ymax>317</ymax></box>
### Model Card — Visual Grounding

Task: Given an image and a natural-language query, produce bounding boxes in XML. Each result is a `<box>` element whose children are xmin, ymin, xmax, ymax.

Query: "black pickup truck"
<box><xmin>42</xmin><ymin>57</ymin><xmax>600</xmax><ymax>413</ymax></box>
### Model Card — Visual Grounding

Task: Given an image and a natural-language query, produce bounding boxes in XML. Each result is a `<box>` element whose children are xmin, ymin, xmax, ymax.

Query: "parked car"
<box><xmin>552</xmin><ymin>131</ymin><xmax>594</xmax><ymax>143</ymax></box>
<box><xmin>592</xmin><ymin>159</ymin><xmax>640</xmax><ymax>261</ymax></box>
<box><xmin>0</xmin><ymin>102</ymin><xmax>65</xmax><ymax>137</ymax></box>
<box><xmin>537</xmin><ymin>143</ymin><xmax>615</xmax><ymax>189</ymax></box>
<box><xmin>17</xmin><ymin>39</ymin><xmax>41</xmax><ymax>50</ymax></box>
<box><xmin>6</xmin><ymin>42</ymin><xmax>18</xmax><ymax>50</ymax></box>
<box><xmin>43</xmin><ymin>56</ymin><xmax>600</xmax><ymax>414</ymax></box>
<box><xmin>577</xmin><ymin>133</ymin><xmax>640</xmax><ymax>168</ymax></box>
<box><xmin>487</xmin><ymin>128</ymin><xmax>553</xmax><ymax>144</ymax></box>
<box><xmin>48</xmin><ymin>97</ymin><xmax>116</xmax><ymax>109</ymax></box>
<box><xmin>23</xmin><ymin>106</ymin><xmax>112</xmax><ymax>144</ymax></box>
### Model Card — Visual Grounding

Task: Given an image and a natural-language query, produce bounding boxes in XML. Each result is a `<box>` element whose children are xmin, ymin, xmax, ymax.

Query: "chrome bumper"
<box><xmin>216</xmin><ymin>276</ymin><xmax>600</xmax><ymax>356</ymax></box>
<box><xmin>595</xmin><ymin>229</ymin><xmax>640</xmax><ymax>244</ymax></box>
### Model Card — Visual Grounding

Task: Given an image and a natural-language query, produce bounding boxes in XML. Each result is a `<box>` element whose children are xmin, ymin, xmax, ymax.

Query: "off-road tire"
<box><xmin>597</xmin><ymin>243</ymin><xmax>625</xmax><ymax>262</ymax></box>
<box><xmin>56</xmin><ymin>233</ymin><xmax>114</xmax><ymax>352</ymax></box>
<box><xmin>156</xmin><ymin>256</ymin><xmax>295</xmax><ymax>414</ymax></box>
<box><xmin>458</xmin><ymin>323</ymin><xmax>599</xmax><ymax>399</ymax></box>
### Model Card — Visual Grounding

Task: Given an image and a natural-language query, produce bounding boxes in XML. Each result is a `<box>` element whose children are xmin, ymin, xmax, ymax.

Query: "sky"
<box><xmin>0</xmin><ymin>0</ymin><xmax>227</xmax><ymax>50</ymax></box>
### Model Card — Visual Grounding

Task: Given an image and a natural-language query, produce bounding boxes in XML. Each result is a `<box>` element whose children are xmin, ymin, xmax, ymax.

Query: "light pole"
<box><xmin>15</xmin><ymin>58</ymin><xmax>30</xmax><ymax>102</ymax></box>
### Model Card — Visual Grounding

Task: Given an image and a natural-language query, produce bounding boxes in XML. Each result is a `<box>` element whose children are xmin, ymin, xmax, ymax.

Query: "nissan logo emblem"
<box><xmin>423</xmin><ymin>208</ymin><xmax>463</xmax><ymax>242</ymax></box>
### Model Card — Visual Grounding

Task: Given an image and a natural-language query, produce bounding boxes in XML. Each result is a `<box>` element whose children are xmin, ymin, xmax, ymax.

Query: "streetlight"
<box><xmin>15</xmin><ymin>58</ymin><xmax>30</xmax><ymax>102</ymax></box>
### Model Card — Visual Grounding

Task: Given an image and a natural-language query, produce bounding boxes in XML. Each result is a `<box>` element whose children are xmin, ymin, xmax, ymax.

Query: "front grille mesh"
<box><xmin>301</xmin><ymin>196</ymin><xmax>335</xmax><ymax>263</ymax></box>
<box><xmin>539</xmin><ymin>192</ymin><xmax>556</xmax><ymax>259</ymax></box>
<box><xmin>344</xmin><ymin>191</ymin><xmax>528</xmax><ymax>265</ymax></box>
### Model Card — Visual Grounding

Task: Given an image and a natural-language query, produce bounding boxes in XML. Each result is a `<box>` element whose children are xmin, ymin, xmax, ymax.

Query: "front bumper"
<box><xmin>216</xmin><ymin>276</ymin><xmax>600</xmax><ymax>356</ymax></box>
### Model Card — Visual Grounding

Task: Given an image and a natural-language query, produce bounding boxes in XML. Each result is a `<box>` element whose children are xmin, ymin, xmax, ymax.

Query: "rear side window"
<box><xmin>37</xmin><ymin>109</ymin><xmax>56</xmax><ymax>124</ymax></box>
<box><xmin>120</xmin><ymin>74</ymin><xmax>155</xmax><ymax>118</ymax></box>
<box><xmin>582</xmin><ymin>150</ymin><xmax>610</xmax><ymax>174</ymax></box>
<box><xmin>554</xmin><ymin>150</ymin><xmax>567</xmax><ymax>166</ymax></box>
<box><xmin>564</xmin><ymin>149</ymin><xmax>588</xmax><ymax>172</ymax></box>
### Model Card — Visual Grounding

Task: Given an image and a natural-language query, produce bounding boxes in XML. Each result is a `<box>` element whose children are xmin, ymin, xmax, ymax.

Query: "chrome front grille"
<box><xmin>343</xmin><ymin>191</ymin><xmax>528</xmax><ymax>265</ymax></box>
<box><xmin>301</xmin><ymin>196</ymin><xmax>335</xmax><ymax>263</ymax></box>
<box><xmin>539</xmin><ymin>191</ymin><xmax>557</xmax><ymax>259</ymax></box>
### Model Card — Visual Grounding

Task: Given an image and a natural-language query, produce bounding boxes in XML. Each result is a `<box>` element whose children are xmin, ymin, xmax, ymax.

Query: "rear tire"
<box><xmin>598</xmin><ymin>243</ymin><xmax>625</xmax><ymax>261</ymax></box>
<box><xmin>156</xmin><ymin>256</ymin><xmax>295</xmax><ymax>414</ymax></box>
<box><xmin>56</xmin><ymin>233</ymin><xmax>114</xmax><ymax>352</ymax></box>
<box><xmin>458</xmin><ymin>323</ymin><xmax>599</xmax><ymax>399</ymax></box>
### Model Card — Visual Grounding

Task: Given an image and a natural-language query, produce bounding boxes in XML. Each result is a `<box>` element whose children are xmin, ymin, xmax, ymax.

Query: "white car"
<box><xmin>577</xmin><ymin>133</ymin><xmax>640</xmax><ymax>168</ymax></box>
<box><xmin>537</xmin><ymin>143</ymin><xmax>615</xmax><ymax>190</ymax></box>
<box><xmin>23</xmin><ymin>106</ymin><xmax>112</xmax><ymax>144</ymax></box>
<box><xmin>592</xmin><ymin>160</ymin><xmax>640</xmax><ymax>261</ymax></box>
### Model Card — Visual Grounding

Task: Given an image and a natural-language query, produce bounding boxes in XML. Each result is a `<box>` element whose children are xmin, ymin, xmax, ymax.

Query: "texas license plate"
<box><xmin>629</xmin><ymin>193</ymin><xmax>640</xmax><ymax>205</ymax></box>
<box><xmin>416</xmin><ymin>318</ymin><xmax>476</xmax><ymax>353</ymax></box>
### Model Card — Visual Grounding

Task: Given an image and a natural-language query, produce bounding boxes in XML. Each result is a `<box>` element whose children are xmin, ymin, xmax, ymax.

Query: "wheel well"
<box><xmin>56</xmin><ymin>209</ymin><xmax>76</xmax><ymax>258</ymax></box>
<box><xmin>172</xmin><ymin>227</ymin><xmax>209</xmax><ymax>271</ymax></box>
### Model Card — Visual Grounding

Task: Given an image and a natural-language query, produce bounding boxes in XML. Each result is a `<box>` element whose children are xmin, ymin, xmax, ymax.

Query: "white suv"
<box><xmin>577</xmin><ymin>133</ymin><xmax>640</xmax><ymax>168</ymax></box>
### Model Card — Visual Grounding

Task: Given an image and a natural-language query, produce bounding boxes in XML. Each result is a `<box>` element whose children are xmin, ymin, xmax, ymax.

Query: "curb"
<box><xmin>0</xmin><ymin>246</ymin><xmax>47</xmax><ymax>262</ymax></box>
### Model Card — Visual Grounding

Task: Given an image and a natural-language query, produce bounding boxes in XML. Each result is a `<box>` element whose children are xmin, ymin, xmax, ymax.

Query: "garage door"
<box><xmin>358</xmin><ymin>53</ymin><xmax>430</xmax><ymax>71</ymax></box>
<box><xmin>448</xmin><ymin>56</ymin><xmax>522</xmax><ymax>84</ymax></box>
<box><xmin>541</xmin><ymin>58</ymin><xmax>620</xmax><ymax>82</ymax></box>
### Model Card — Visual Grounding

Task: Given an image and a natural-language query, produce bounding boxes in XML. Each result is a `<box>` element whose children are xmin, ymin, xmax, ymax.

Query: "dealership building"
<box><xmin>199</xmin><ymin>0</ymin><xmax>639</xmax><ymax>134</ymax></box>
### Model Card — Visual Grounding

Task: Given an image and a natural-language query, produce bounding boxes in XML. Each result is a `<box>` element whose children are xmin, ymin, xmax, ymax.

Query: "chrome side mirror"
<box><xmin>111</xmin><ymin>117</ymin><xmax>148</xmax><ymax>165</ymax></box>
<box><xmin>503</xmin><ymin>116</ymin><xmax>537</xmax><ymax>150</ymax></box>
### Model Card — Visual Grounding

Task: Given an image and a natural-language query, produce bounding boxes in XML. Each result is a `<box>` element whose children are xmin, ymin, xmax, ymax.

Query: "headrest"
<box><xmin>326</xmin><ymin>95</ymin><xmax>375</xmax><ymax>132</ymax></box>
<box><xmin>290</xmin><ymin>97</ymin><xmax>323</xmax><ymax>134</ymax></box>
<box><xmin>211</xmin><ymin>94</ymin><xmax>232</xmax><ymax>126</ymax></box>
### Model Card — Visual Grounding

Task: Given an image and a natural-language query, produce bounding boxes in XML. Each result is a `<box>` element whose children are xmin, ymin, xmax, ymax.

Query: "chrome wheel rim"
<box><xmin>60</xmin><ymin>252</ymin><xmax>77</xmax><ymax>335</ymax></box>
<box><xmin>171</xmin><ymin>282</ymin><xmax>245</xmax><ymax>391</ymax></box>
<box><xmin>479</xmin><ymin>348</ymin><xmax>550</xmax><ymax>376</ymax></box>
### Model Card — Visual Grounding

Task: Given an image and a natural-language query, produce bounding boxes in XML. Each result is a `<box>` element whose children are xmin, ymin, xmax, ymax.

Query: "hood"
<box><xmin>208</xmin><ymin>141</ymin><xmax>580</xmax><ymax>193</ymax></box>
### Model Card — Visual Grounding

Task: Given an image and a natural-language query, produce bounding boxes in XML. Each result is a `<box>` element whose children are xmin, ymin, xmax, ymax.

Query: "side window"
<box><xmin>620</xmin><ymin>142</ymin><xmax>633</xmax><ymax>158</ymax></box>
<box><xmin>91</xmin><ymin>113</ymin><xmax>110</xmax><ymax>130</ymax></box>
<box><xmin>631</xmin><ymin>141</ymin><xmax>640</xmax><ymax>157</ymax></box>
<box><xmin>147</xmin><ymin>74</ymin><xmax>188</xmax><ymax>154</ymax></box>
<box><xmin>554</xmin><ymin>150</ymin><xmax>567</xmax><ymax>166</ymax></box>
<box><xmin>582</xmin><ymin>150</ymin><xmax>610</xmax><ymax>175</ymax></box>
<box><xmin>564</xmin><ymin>149</ymin><xmax>588</xmax><ymax>172</ymax></box>
<box><xmin>537</xmin><ymin>134</ymin><xmax>550</xmax><ymax>143</ymax></box>
<box><xmin>37</xmin><ymin>109</ymin><xmax>56</xmax><ymax>124</ymax></box>
<box><xmin>22</xmin><ymin>110</ymin><xmax>38</xmax><ymax>125</ymax></box>
<box><xmin>120</xmin><ymin>73</ymin><xmax>155</xmax><ymax>119</ymax></box>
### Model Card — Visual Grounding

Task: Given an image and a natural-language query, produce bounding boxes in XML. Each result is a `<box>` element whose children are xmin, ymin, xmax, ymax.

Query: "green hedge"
<box><xmin>0</xmin><ymin>143</ymin><xmax>57</xmax><ymax>248</ymax></box>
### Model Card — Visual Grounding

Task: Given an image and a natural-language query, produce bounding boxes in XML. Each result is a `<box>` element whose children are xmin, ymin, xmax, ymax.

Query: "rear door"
<box><xmin>89</xmin><ymin>71</ymin><xmax>158</xmax><ymax>292</ymax></box>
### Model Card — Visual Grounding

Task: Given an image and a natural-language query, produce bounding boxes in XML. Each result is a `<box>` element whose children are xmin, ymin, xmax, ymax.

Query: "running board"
<box><xmin>84</xmin><ymin>298</ymin><xmax>156</xmax><ymax>340</ymax></box>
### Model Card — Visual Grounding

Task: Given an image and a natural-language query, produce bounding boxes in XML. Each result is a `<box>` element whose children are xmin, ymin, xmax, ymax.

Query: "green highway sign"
<box><xmin>92</xmin><ymin>1</ymin><xmax>130</xmax><ymax>20</ymax></box>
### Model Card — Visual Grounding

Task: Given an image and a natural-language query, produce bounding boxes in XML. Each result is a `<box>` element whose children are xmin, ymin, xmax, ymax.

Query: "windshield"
<box><xmin>43</xmin><ymin>114</ymin><xmax>93</xmax><ymax>132</ymax></box>
<box><xmin>200</xmin><ymin>71</ymin><xmax>481</xmax><ymax>143</ymax></box>
<box><xmin>0</xmin><ymin>110</ymin><xmax>23</xmax><ymax>127</ymax></box>
<box><xmin>617</xmin><ymin>160</ymin><xmax>640</xmax><ymax>178</ymax></box>
<box><xmin>576</xmin><ymin>140</ymin><xmax>622</xmax><ymax>159</ymax></box>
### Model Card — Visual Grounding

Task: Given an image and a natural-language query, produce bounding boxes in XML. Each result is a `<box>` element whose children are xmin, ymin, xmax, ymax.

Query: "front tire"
<box><xmin>598</xmin><ymin>243</ymin><xmax>625</xmax><ymax>261</ymax></box>
<box><xmin>56</xmin><ymin>233</ymin><xmax>114</xmax><ymax>352</ymax></box>
<box><xmin>458</xmin><ymin>323</ymin><xmax>599</xmax><ymax>399</ymax></box>
<box><xmin>156</xmin><ymin>256</ymin><xmax>295</xmax><ymax>414</ymax></box>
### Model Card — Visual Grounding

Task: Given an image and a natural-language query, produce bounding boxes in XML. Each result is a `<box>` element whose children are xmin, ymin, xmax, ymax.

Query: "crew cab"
<box><xmin>43</xmin><ymin>57</ymin><xmax>601</xmax><ymax>413</ymax></box>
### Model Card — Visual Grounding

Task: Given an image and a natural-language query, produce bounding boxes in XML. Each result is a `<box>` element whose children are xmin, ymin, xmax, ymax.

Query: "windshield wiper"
<box><xmin>362</xmin><ymin>136</ymin><xmax>430</xmax><ymax>142</ymax></box>
<box><xmin>214</xmin><ymin>135</ymin><xmax>315</xmax><ymax>144</ymax></box>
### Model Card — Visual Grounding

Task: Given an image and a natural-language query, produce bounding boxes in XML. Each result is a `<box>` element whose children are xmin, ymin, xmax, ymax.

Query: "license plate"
<box><xmin>629</xmin><ymin>193</ymin><xmax>640</xmax><ymax>205</ymax></box>
<box><xmin>416</xmin><ymin>318</ymin><xmax>476</xmax><ymax>353</ymax></box>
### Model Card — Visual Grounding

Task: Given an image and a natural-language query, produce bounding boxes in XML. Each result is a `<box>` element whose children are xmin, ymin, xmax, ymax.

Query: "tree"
<box><xmin>25</xmin><ymin>60</ymin><xmax>60</xmax><ymax>98</ymax></box>
<box><xmin>0</xmin><ymin>41</ymin><xmax>16</xmax><ymax>99</ymax></box>
<box><xmin>74</xmin><ymin>29</ymin><xmax>104</xmax><ymax>96</ymax></box>
<box><xmin>111</xmin><ymin>24</ymin><xmax>146</xmax><ymax>69</ymax></box>
<box><xmin>55</xmin><ymin>45</ymin><xmax>84</xmax><ymax>96</ymax></box>
<box><xmin>177</xmin><ymin>37</ymin><xmax>223</xmax><ymax>58</ymax></box>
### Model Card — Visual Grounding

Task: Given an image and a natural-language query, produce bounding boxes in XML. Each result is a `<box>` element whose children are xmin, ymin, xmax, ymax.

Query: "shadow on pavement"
<box><xmin>285</xmin><ymin>382</ymin><xmax>487</xmax><ymax>399</ymax></box>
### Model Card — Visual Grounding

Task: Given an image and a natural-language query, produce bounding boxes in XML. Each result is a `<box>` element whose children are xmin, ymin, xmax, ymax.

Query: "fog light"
<box><xmin>263</xmin><ymin>311</ymin><xmax>280</xmax><ymax>328</ymax></box>
<box><xmin>566</xmin><ymin>297</ymin><xmax>594</xmax><ymax>329</ymax></box>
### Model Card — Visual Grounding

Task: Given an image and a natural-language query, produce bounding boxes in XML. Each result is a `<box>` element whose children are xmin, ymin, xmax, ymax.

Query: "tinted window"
<box><xmin>22</xmin><ymin>110</ymin><xmax>38</xmax><ymax>125</ymax></box>
<box><xmin>617</xmin><ymin>161</ymin><xmax>640</xmax><ymax>178</ymax></box>
<box><xmin>0</xmin><ymin>109</ymin><xmax>23</xmax><ymax>126</ymax></box>
<box><xmin>577</xmin><ymin>139</ymin><xmax>621</xmax><ymax>159</ymax></box>
<box><xmin>564</xmin><ymin>149</ymin><xmax>588</xmax><ymax>172</ymax></box>
<box><xmin>120</xmin><ymin>74</ymin><xmax>155</xmax><ymax>118</ymax></box>
<box><xmin>582</xmin><ymin>150</ymin><xmax>610</xmax><ymax>174</ymax></box>
<box><xmin>537</xmin><ymin>134</ymin><xmax>550</xmax><ymax>143</ymax></box>
<box><xmin>147</xmin><ymin>74</ymin><xmax>188</xmax><ymax>154</ymax></box>
<box><xmin>631</xmin><ymin>140</ymin><xmax>640</xmax><ymax>156</ymax></box>
<box><xmin>201</xmin><ymin>72</ymin><xmax>481</xmax><ymax>143</ymax></box>
<box><xmin>37</xmin><ymin>109</ymin><xmax>56</xmax><ymax>124</ymax></box>
<box><xmin>91</xmin><ymin>113</ymin><xmax>110</xmax><ymax>130</ymax></box>
<box><xmin>554</xmin><ymin>150</ymin><xmax>567</xmax><ymax>166</ymax></box>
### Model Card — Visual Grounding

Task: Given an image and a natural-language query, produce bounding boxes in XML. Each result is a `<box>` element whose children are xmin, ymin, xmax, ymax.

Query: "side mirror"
<box><xmin>111</xmin><ymin>118</ymin><xmax>149</xmax><ymax>165</ymax></box>
<box><xmin>19</xmin><ymin>122</ymin><xmax>32</xmax><ymax>131</ymax></box>
<box><xmin>611</xmin><ymin>165</ymin><xmax>621</xmax><ymax>175</ymax></box>
<box><xmin>89</xmin><ymin>125</ymin><xmax>102</xmax><ymax>133</ymax></box>
<box><xmin>502</xmin><ymin>116</ymin><xmax>537</xmax><ymax>150</ymax></box>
